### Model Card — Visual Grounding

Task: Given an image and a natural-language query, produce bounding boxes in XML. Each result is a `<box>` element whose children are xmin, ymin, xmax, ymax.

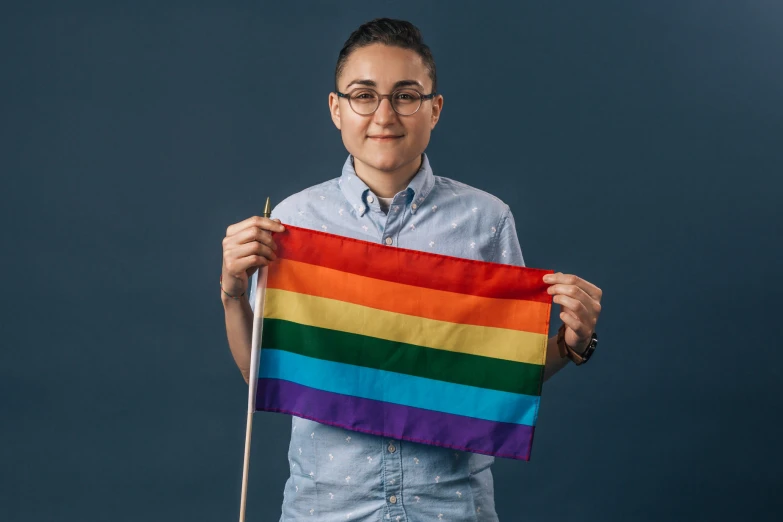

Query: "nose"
<box><xmin>373</xmin><ymin>96</ymin><xmax>397</xmax><ymax>124</ymax></box>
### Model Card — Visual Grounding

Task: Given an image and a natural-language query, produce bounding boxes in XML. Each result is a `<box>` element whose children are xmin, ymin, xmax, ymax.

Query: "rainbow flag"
<box><xmin>255</xmin><ymin>225</ymin><xmax>553</xmax><ymax>460</ymax></box>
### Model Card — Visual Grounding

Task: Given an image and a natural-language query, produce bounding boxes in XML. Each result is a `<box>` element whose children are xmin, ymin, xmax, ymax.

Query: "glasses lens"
<box><xmin>349</xmin><ymin>90</ymin><xmax>379</xmax><ymax>115</ymax></box>
<box><xmin>392</xmin><ymin>89</ymin><xmax>422</xmax><ymax>115</ymax></box>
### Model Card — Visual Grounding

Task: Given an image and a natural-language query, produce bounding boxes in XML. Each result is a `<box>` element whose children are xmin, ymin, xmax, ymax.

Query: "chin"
<box><xmin>369</xmin><ymin>157</ymin><xmax>403</xmax><ymax>172</ymax></box>
<box><xmin>361</xmin><ymin>150</ymin><xmax>414</xmax><ymax>173</ymax></box>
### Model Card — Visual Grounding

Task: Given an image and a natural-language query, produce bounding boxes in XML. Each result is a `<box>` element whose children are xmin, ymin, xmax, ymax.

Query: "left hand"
<box><xmin>543</xmin><ymin>272</ymin><xmax>603</xmax><ymax>353</ymax></box>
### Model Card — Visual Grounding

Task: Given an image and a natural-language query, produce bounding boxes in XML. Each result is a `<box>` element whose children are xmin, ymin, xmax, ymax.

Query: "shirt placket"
<box><xmin>380</xmin><ymin>192</ymin><xmax>407</xmax><ymax>246</ymax></box>
<box><xmin>383</xmin><ymin>438</ymin><xmax>406</xmax><ymax>521</ymax></box>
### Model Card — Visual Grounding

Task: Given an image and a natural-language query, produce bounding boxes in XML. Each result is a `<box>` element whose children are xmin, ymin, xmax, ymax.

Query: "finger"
<box><xmin>223</xmin><ymin>251</ymin><xmax>269</xmax><ymax>278</ymax></box>
<box><xmin>229</xmin><ymin>253</ymin><xmax>272</xmax><ymax>275</ymax></box>
<box><xmin>223</xmin><ymin>222</ymin><xmax>283</xmax><ymax>251</ymax></box>
<box><xmin>231</xmin><ymin>226</ymin><xmax>279</xmax><ymax>251</ymax></box>
<box><xmin>226</xmin><ymin>216</ymin><xmax>285</xmax><ymax>237</ymax></box>
<box><xmin>254</xmin><ymin>216</ymin><xmax>285</xmax><ymax>233</ymax></box>
<box><xmin>560</xmin><ymin>303</ymin><xmax>579</xmax><ymax>323</ymax></box>
<box><xmin>223</xmin><ymin>227</ymin><xmax>268</xmax><ymax>251</ymax></box>
<box><xmin>559</xmin><ymin>310</ymin><xmax>590</xmax><ymax>339</ymax></box>
<box><xmin>547</xmin><ymin>283</ymin><xmax>592</xmax><ymax>304</ymax></box>
<box><xmin>226</xmin><ymin>216</ymin><xmax>262</xmax><ymax>237</ymax></box>
<box><xmin>548</xmin><ymin>284</ymin><xmax>602</xmax><ymax>320</ymax></box>
<box><xmin>552</xmin><ymin>293</ymin><xmax>589</xmax><ymax>321</ymax></box>
<box><xmin>560</xmin><ymin>313</ymin><xmax>590</xmax><ymax>341</ymax></box>
<box><xmin>225</xmin><ymin>241</ymin><xmax>278</xmax><ymax>265</ymax></box>
<box><xmin>248</xmin><ymin>240</ymin><xmax>278</xmax><ymax>262</ymax></box>
<box><xmin>543</xmin><ymin>272</ymin><xmax>602</xmax><ymax>302</ymax></box>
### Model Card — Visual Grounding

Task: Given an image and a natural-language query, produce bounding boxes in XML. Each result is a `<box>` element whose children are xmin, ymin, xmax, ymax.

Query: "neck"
<box><xmin>352</xmin><ymin>154</ymin><xmax>423</xmax><ymax>198</ymax></box>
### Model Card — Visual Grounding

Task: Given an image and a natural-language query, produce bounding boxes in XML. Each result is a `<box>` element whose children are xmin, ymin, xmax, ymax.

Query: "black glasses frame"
<box><xmin>335</xmin><ymin>88</ymin><xmax>438</xmax><ymax>116</ymax></box>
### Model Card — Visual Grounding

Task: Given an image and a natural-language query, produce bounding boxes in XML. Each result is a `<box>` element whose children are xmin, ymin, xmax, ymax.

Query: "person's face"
<box><xmin>329</xmin><ymin>44</ymin><xmax>443</xmax><ymax>174</ymax></box>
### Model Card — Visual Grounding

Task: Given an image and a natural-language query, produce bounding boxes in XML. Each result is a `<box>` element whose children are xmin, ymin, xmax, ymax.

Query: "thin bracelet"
<box><xmin>220</xmin><ymin>273</ymin><xmax>245</xmax><ymax>300</ymax></box>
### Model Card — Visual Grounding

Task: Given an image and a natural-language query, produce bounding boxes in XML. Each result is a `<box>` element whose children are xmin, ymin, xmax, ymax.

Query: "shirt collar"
<box><xmin>338</xmin><ymin>153</ymin><xmax>436</xmax><ymax>217</ymax></box>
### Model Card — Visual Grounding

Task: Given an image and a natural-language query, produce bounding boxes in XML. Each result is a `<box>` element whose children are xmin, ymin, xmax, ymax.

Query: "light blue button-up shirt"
<box><xmin>248</xmin><ymin>152</ymin><xmax>526</xmax><ymax>521</ymax></box>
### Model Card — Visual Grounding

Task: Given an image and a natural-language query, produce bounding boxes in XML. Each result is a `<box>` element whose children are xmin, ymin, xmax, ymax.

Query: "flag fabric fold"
<box><xmin>255</xmin><ymin>225</ymin><xmax>553</xmax><ymax>460</ymax></box>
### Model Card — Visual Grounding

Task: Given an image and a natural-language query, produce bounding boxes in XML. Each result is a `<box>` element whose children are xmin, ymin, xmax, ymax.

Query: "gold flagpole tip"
<box><xmin>263</xmin><ymin>197</ymin><xmax>272</xmax><ymax>218</ymax></box>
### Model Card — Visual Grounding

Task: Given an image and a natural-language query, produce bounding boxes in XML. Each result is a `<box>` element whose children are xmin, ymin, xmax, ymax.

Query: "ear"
<box><xmin>329</xmin><ymin>92</ymin><xmax>342</xmax><ymax>130</ymax></box>
<box><xmin>430</xmin><ymin>94</ymin><xmax>444</xmax><ymax>130</ymax></box>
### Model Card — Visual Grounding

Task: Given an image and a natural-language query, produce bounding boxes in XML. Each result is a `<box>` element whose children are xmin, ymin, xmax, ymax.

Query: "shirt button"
<box><xmin>367</xmin><ymin>195</ymin><xmax>375</xmax><ymax>203</ymax></box>
<box><xmin>411</xmin><ymin>203</ymin><xmax>417</xmax><ymax>210</ymax></box>
<box><xmin>388</xmin><ymin>443</ymin><xmax>396</xmax><ymax>453</ymax></box>
<box><xmin>385</xmin><ymin>237</ymin><xmax>393</xmax><ymax>245</ymax></box>
<box><xmin>389</xmin><ymin>495</ymin><xmax>397</xmax><ymax>504</ymax></box>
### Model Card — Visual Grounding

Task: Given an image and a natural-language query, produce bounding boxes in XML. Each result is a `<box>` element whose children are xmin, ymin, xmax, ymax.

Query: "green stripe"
<box><xmin>262</xmin><ymin>319</ymin><xmax>544</xmax><ymax>397</ymax></box>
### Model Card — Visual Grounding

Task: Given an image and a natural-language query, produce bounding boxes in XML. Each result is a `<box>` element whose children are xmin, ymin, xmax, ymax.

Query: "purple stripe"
<box><xmin>256</xmin><ymin>378</ymin><xmax>535</xmax><ymax>461</ymax></box>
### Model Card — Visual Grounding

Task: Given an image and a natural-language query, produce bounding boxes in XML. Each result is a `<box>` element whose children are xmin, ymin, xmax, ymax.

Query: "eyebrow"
<box><xmin>344</xmin><ymin>79</ymin><xmax>425</xmax><ymax>90</ymax></box>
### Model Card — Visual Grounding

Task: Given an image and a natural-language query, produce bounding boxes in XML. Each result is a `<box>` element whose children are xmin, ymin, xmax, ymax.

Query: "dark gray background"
<box><xmin>2</xmin><ymin>1</ymin><xmax>781</xmax><ymax>521</ymax></box>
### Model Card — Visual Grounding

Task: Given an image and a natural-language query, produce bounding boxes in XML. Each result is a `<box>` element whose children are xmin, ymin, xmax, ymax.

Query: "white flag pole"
<box><xmin>238</xmin><ymin>197</ymin><xmax>272</xmax><ymax>522</ymax></box>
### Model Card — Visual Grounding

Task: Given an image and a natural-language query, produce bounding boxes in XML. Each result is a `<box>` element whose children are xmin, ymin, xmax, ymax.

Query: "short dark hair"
<box><xmin>335</xmin><ymin>18</ymin><xmax>437</xmax><ymax>93</ymax></box>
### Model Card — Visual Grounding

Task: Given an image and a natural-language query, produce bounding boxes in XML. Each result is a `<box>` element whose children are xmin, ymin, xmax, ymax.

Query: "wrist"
<box><xmin>568</xmin><ymin>337</ymin><xmax>589</xmax><ymax>356</ymax></box>
<box><xmin>556</xmin><ymin>324</ymin><xmax>598</xmax><ymax>365</ymax></box>
<box><xmin>220</xmin><ymin>273</ymin><xmax>246</xmax><ymax>301</ymax></box>
<box><xmin>222</xmin><ymin>291</ymin><xmax>247</xmax><ymax>308</ymax></box>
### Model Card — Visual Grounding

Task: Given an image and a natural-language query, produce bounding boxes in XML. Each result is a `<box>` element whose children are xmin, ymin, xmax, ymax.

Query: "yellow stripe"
<box><xmin>265</xmin><ymin>289</ymin><xmax>548</xmax><ymax>365</ymax></box>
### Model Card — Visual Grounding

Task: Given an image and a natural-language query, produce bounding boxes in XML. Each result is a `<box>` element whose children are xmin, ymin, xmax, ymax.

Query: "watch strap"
<box><xmin>557</xmin><ymin>323</ymin><xmax>597</xmax><ymax>365</ymax></box>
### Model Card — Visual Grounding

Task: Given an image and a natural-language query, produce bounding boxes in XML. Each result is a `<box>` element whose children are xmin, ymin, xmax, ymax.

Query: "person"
<box><xmin>220</xmin><ymin>17</ymin><xmax>603</xmax><ymax>522</ymax></box>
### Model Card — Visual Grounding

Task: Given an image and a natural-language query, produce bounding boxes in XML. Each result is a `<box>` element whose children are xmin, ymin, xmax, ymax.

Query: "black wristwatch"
<box><xmin>557</xmin><ymin>324</ymin><xmax>598</xmax><ymax>366</ymax></box>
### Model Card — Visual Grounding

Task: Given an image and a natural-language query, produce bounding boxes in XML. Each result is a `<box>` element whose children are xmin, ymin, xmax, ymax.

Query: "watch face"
<box><xmin>577</xmin><ymin>334</ymin><xmax>597</xmax><ymax>364</ymax></box>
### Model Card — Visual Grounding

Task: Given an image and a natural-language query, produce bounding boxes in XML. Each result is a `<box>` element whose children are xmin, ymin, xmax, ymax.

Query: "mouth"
<box><xmin>368</xmin><ymin>135</ymin><xmax>403</xmax><ymax>141</ymax></box>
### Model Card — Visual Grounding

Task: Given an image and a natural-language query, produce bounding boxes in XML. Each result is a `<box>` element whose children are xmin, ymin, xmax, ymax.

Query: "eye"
<box><xmin>394</xmin><ymin>90</ymin><xmax>420</xmax><ymax>101</ymax></box>
<box><xmin>351</xmin><ymin>90</ymin><xmax>377</xmax><ymax>100</ymax></box>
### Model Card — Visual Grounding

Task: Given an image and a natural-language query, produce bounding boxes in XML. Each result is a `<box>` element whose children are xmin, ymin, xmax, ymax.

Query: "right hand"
<box><xmin>221</xmin><ymin>216</ymin><xmax>286</xmax><ymax>296</ymax></box>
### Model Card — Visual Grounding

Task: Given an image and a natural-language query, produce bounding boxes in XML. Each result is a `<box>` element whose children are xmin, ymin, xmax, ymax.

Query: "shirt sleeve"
<box><xmin>494</xmin><ymin>206</ymin><xmax>526</xmax><ymax>267</ymax></box>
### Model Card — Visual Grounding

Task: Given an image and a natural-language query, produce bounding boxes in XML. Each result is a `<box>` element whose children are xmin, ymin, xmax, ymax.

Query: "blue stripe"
<box><xmin>259</xmin><ymin>349</ymin><xmax>539</xmax><ymax>426</ymax></box>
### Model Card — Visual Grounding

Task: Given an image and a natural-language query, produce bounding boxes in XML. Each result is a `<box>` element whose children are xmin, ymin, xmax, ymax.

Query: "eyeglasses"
<box><xmin>335</xmin><ymin>88</ymin><xmax>437</xmax><ymax>116</ymax></box>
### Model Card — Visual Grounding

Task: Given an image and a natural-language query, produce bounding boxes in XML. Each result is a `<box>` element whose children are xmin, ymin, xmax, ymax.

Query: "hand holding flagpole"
<box><xmin>238</xmin><ymin>196</ymin><xmax>272</xmax><ymax>522</ymax></box>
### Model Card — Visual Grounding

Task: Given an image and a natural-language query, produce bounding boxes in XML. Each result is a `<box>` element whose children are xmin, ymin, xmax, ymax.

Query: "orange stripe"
<box><xmin>274</xmin><ymin>225</ymin><xmax>552</xmax><ymax>302</ymax></box>
<box><xmin>268</xmin><ymin>259</ymin><xmax>550</xmax><ymax>334</ymax></box>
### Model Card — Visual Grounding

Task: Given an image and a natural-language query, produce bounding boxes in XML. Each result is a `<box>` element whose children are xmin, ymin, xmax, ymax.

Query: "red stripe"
<box><xmin>273</xmin><ymin>225</ymin><xmax>552</xmax><ymax>302</ymax></box>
